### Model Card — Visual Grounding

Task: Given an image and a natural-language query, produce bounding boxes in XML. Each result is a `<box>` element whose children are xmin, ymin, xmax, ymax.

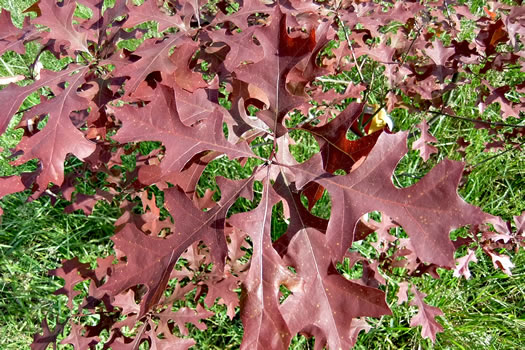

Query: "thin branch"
<box><xmin>79</xmin><ymin>51</ymin><xmax>93</xmax><ymax>66</ymax></box>
<box><xmin>373</xmin><ymin>16</ymin><xmax>425</xmax><ymax>119</ymax></box>
<box><xmin>427</xmin><ymin>110</ymin><xmax>525</xmax><ymax>128</ymax></box>
<box><xmin>360</xmin><ymin>62</ymin><xmax>377</xmax><ymax>109</ymax></box>
<box><xmin>335</xmin><ymin>14</ymin><xmax>365</xmax><ymax>83</ymax></box>
<box><xmin>315</xmin><ymin>77</ymin><xmax>355</xmax><ymax>85</ymax></box>
<box><xmin>471</xmin><ymin>141</ymin><xmax>525</xmax><ymax>168</ymax></box>
<box><xmin>296</xmin><ymin>108</ymin><xmax>324</xmax><ymax>128</ymax></box>
<box><xmin>361</xmin><ymin>101</ymin><xmax>388</xmax><ymax>128</ymax></box>
<box><xmin>399</xmin><ymin>18</ymin><xmax>424</xmax><ymax>67</ymax></box>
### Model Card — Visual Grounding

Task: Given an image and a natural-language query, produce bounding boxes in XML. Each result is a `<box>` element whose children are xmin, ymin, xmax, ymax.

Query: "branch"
<box><xmin>335</xmin><ymin>13</ymin><xmax>365</xmax><ymax>83</ymax></box>
<box><xmin>472</xmin><ymin>141</ymin><xmax>525</xmax><ymax>168</ymax></box>
<box><xmin>427</xmin><ymin>110</ymin><xmax>525</xmax><ymax>129</ymax></box>
<box><xmin>315</xmin><ymin>77</ymin><xmax>355</xmax><ymax>85</ymax></box>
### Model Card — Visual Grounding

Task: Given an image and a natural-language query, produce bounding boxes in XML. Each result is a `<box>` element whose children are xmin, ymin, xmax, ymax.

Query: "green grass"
<box><xmin>0</xmin><ymin>0</ymin><xmax>524</xmax><ymax>349</ymax></box>
<box><xmin>0</xmin><ymin>194</ymin><xmax>119</xmax><ymax>348</ymax></box>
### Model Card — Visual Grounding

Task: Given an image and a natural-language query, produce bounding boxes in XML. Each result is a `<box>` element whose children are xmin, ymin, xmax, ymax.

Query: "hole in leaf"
<box><xmin>132</xmin><ymin>284</ymin><xmax>147</xmax><ymax>303</ymax></box>
<box><xmin>271</xmin><ymin>201</ymin><xmax>288</xmax><ymax>241</ymax></box>
<box><xmin>120</xmin><ymin>320</ymin><xmax>147</xmax><ymax>342</ymax></box>
<box><xmin>300</xmin><ymin>187</ymin><xmax>331</xmax><ymax>220</ymax></box>
<box><xmin>392</xmin><ymin>150</ymin><xmax>432</xmax><ymax>188</ymax></box>
<box><xmin>337</xmin><ymin>260</ymin><xmax>363</xmax><ymax>281</ymax></box>
<box><xmin>37</xmin><ymin>114</ymin><xmax>49</xmax><ymax>130</ymax></box>
<box><xmin>288</xmin><ymin>129</ymin><xmax>320</xmax><ymax>163</ymax></box>
<box><xmin>279</xmin><ymin>284</ymin><xmax>292</xmax><ymax>305</ymax></box>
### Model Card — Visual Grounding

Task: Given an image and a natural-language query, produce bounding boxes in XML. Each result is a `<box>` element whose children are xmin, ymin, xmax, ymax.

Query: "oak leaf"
<box><xmin>409</xmin><ymin>286</ymin><xmax>444</xmax><ymax>342</ymax></box>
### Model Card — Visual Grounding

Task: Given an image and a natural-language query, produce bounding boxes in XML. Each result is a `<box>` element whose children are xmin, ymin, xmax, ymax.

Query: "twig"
<box><xmin>427</xmin><ymin>110</ymin><xmax>525</xmax><ymax>128</ymax></box>
<box><xmin>399</xmin><ymin>18</ymin><xmax>424</xmax><ymax>67</ymax></box>
<box><xmin>361</xmin><ymin>101</ymin><xmax>388</xmax><ymax>128</ymax></box>
<box><xmin>335</xmin><ymin>14</ymin><xmax>365</xmax><ymax>83</ymax></box>
<box><xmin>373</xmin><ymin>15</ymin><xmax>425</xmax><ymax>119</ymax></box>
<box><xmin>471</xmin><ymin>141</ymin><xmax>525</xmax><ymax>168</ymax></box>
<box><xmin>360</xmin><ymin>63</ymin><xmax>376</xmax><ymax>110</ymax></box>
<box><xmin>315</xmin><ymin>77</ymin><xmax>355</xmax><ymax>85</ymax></box>
<box><xmin>296</xmin><ymin>108</ymin><xmax>324</xmax><ymax>127</ymax></box>
<box><xmin>79</xmin><ymin>51</ymin><xmax>93</xmax><ymax>65</ymax></box>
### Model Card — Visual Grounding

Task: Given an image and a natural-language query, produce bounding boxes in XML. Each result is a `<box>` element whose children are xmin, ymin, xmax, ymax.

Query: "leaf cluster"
<box><xmin>0</xmin><ymin>0</ymin><xmax>524</xmax><ymax>349</ymax></box>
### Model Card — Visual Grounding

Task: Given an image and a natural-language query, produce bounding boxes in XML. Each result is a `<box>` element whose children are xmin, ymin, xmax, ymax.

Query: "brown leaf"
<box><xmin>33</xmin><ymin>1</ymin><xmax>89</xmax><ymax>54</ymax></box>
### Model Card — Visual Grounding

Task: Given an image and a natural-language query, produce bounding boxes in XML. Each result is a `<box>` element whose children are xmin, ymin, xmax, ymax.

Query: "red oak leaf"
<box><xmin>412</xmin><ymin>119</ymin><xmax>438</xmax><ymax>161</ymax></box>
<box><xmin>453</xmin><ymin>248</ymin><xmax>478</xmax><ymax>279</ymax></box>
<box><xmin>294</xmin><ymin>132</ymin><xmax>491</xmax><ymax>267</ymax></box>
<box><xmin>0</xmin><ymin>10</ymin><xmax>26</xmax><ymax>54</ymax></box>
<box><xmin>514</xmin><ymin>212</ymin><xmax>525</xmax><ymax>236</ymax></box>
<box><xmin>396</xmin><ymin>282</ymin><xmax>410</xmax><ymax>305</ymax></box>
<box><xmin>484</xmin><ymin>85</ymin><xmax>523</xmax><ymax>120</ymax></box>
<box><xmin>0</xmin><ymin>176</ymin><xmax>26</xmax><ymax>215</ymax></box>
<box><xmin>233</xmin><ymin>5</ymin><xmax>317</xmax><ymax>134</ymax></box>
<box><xmin>272</xmin><ymin>173</ymin><xmax>328</xmax><ymax>255</ymax></box>
<box><xmin>409</xmin><ymin>286</ymin><xmax>444</xmax><ymax>342</ymax></box>
<box><xmin>60</xmin><ymin>323</ymin><xmax>99</xmax><ymax>349</ymax></box>
<box><xmin>113</xmin><ymin>290</ymin><xmax>140</xmax><ymax>316</ymax></box>
<box><xmin>301</xmin><ymin>102</ymin><xmax>376</xmax><ymax>173</ymax></box>
<box><xmin>197</xmin><ymin>266</ymin><xmax>241</xmax><ymax>320</ymax></box>
<box><xmin>0</xmin><ymin>65</ymin><xmax>86</xmax><ymax>135</ymax></box>
<box><xmin>111</xmin><ymin>85</ymin><xmax>253</xmax><ymax>185</ymax></box>
<box><xmin>33</xmin><ymin>0</ymin><xmax>89</xmax><ymax>54</ymax></box>
<box><xmin>12</xmin><ymin>67</ymin><xmax>96</xmax><ymax>189</ymax></box>
<box><xmin>483</xmin><ymin>248</ymin><xmax>515</xmax><ymax>276</ymax></box>
<box><xmin>49</xmin><ymin>257</ymin><xmax>93</xmax><ymax>308</ymax></box>
<box><xmin>31</xmin><ymin>317</ymin><xmax>65</xmax><ymax>350</ymax></box>
<box><xmin>99</xmin><ymin>176</ymin><xmax>253</xmax><ymax>317</ymax></box>
<box><xmin>124</xmin><ymin>0</ymin><xmax>186</xmax><ymax>32</ymax></box>
<box><xmin>97</xmin><ymin>222</ymin><xmax>185</xmax><ymax>317</ymax></box>
<box><xmin>212</xmin><ymin>0</ymin><xmax>274</xmax><ymax>30</ymax></box>
<box><xmin>157</xmin><ymin>304</ymin><xmax>214</xmax><ymax>336</ymax></box>
<box><xmin>281</xmin><ymin>228</ymin><xmax>391</xmax><ymax>350</ymax></box>
<box><xmin>476</xmin><ymin>19</ymin><xmax>509</xmax><ymax>56</ymax></box>
<box><xmin>172</xmin><ymin>79</ymin><xmax>225</xmax><ymax>126</ymax></box>
<box><xmin>300</xmin><ymin>102</ymin><xmax>381</xmax><ymax>209</ymax></box>
<box><xmin>229</xmin><ymin>178</ymin><xmax>300</xmax><ymax>350</ymax></box>
<box><xmin>208</xmin><ymin>26</ymin><xmax>265</xmax><ymax>72</ymax></box>
<box><xmin>423</xmin><ymin>40</ymin><xmax>456</xmax><ymax>83</ymax></box>
<box><xmin>2</xmin><ymin>1</ymin><xmax>516</xmax><ymax>348</ymax></box>
<box><xmin>109</xmin><ymin>34</ymin><xmax>189</xmax><ymax>95</ymax></box>
<box><xmin>0</xmin><ymin>9</ymin><xmax>38</xmax><ymax>56</ymax></box>
<box><xmin>146</xmin><ymin>323</ymin><xmax>195</xmax><ymax>350</ymax></box>
<box><xmin>161</xmin><ymin>41</ymin><xmax>208</xmax><ymax>92</ymax></box>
